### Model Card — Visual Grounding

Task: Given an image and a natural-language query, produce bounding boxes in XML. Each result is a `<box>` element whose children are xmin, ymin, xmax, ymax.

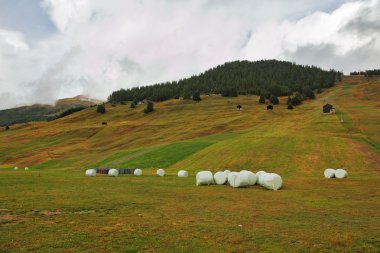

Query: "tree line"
<box><xmin>350</xmin><ymin>69</ymin><xmax>380</xmax><ymax>77</ymax></box>
<box><xmin>108</xmin><ymin>60</ymin><xmax>340</xmax><ymax>104</ymax></box>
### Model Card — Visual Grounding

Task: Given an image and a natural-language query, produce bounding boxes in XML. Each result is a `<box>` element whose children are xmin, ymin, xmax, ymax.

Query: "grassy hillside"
<box><xmin>0</xmin><ymin>76</ymin><xmax>379</xmax><ymax>252</ymax></box>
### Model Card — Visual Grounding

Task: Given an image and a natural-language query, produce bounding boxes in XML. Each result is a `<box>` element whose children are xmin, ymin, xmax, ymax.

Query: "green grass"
<box><xmin>0</xmin><ymin>76</ymin><xmax>379</xmax><ymax>252</ymax></box>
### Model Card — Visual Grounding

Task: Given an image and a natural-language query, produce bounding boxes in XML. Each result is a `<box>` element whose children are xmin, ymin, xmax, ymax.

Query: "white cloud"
<box><xmin>245</xmin><ymin>0</ymin><xmax>379</xmax><ymax>60</ymax></box>
<box><xmin>0</xmin><ymin>0</ymin><xmax>379</xmax><ymax>109</ymax></box>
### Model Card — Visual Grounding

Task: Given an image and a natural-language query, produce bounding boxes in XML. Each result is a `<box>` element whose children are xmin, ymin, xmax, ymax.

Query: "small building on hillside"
<box><xmin>323</xmin><ymin>104</ymin><xmax>335</xmax><ymax>114</ymax></box>
<box><xmin>236</xmin><ymin>105</ymin><xmax>242</xmax><ymax>111</ymax></box>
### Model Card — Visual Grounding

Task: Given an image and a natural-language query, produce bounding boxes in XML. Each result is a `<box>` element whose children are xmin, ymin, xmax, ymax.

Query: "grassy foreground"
<box><xmin>0</xmin><ymin>76</ymin><xmax>379</xmax><ymax>252</ymax></box>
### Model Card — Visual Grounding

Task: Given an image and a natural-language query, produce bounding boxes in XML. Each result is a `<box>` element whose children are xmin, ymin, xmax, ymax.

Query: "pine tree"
<box><xmin>97</xmin><ymin>103</ymin><xmax>106</xmax><ymax>114</ymax></box>
<box><xmin>259</xmin><ymin>94</ymin><xmax>266</xmax><ymax>104</ymax></box>
<box><xmin>192</xmin><ymin>92</ymin><xmax>201</xmax><ymax>102</ymax></box>
<box><xmin>144</xmin><ymin>101</ymin><xmax>154</xmax><ymax>114</ymax></box>
<box><xmin>269</xmin><ymin>95</ymin><xmax>279</xmax><ymax>105</ymax></box>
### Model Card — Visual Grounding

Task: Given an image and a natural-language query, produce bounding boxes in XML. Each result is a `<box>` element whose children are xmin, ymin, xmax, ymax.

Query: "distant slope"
<box><xmin>108</xmin><ymin>60</ymin><xmax>340</xmax><ymax>102</ymax></box>
<box><xmin>0</xmin><ymin>95</ymin><xmax>102</xmax><ymax>126</ymax></box>
<box><xmin>0</xmin><ymin>76</ymin><xmax>378</xmax><ymax>175</ymax></box>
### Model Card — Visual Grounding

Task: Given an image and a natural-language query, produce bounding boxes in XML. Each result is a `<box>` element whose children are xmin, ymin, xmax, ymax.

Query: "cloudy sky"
<box><xmin>0</xmin><ymin>0</ymin><xmax>379</xmax><ymax>109</ymax></box>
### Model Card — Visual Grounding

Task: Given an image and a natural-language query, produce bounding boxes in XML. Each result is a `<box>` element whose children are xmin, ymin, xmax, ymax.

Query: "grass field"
<box><xmin>0</xmin><ymin>76</ymin><xmax>379</xmax><ymax>252</ymax></box>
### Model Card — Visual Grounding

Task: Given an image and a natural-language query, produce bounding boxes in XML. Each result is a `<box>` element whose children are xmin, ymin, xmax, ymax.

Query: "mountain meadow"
<box><xmin>0</xmin><ymin>61</ymin><xmax>379</xmax><ymax>252</ymax></box>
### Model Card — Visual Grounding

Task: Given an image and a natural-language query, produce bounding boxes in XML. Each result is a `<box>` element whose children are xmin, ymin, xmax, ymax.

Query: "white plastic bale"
<box><xmin>261</xmin><ymin>173</ymin><xmax>283</xmax><ymax>190</ymax></box>
<box><xmin>224</xmin><ymin>170</ymin><xmax>231</xmax><ymax>176</ymax></box>
<box><xmin>14</xmin><ymin>167</ymin><xmax>18</xmax><ymax>171</ymax></box>
<box><xmin>177</xmin><ymin>170</ymin><xmax>188</xmax><ymax>178</ymax></box>
<box><xmin>228</xmin><ymin>172</ymin><xmax>249</xmax><ymax>188</ymax></box>
<box><xmin>335</xmin><ymin>168</ymin><xmax>348</xmax><ymax>179</ymax></box>
<box><xmin>108</xmin><ymin>169</ymin><xmax>119</xmax><ymax>177</ymax></box>
<box><xmin>214</xmin><ymin>171</ymin><xmax>228</xmax><ymax>185</ymax></box>
<box><xmin>196</xmin><ymin>171</ymin><xmax>214</xmax><ymax>186</ymax></box>
<box><xmin>24</xmin><ymin>167</ymin><xmax>29</xmax><ymax>171</ymax></box>
<box><xmin>240</xmin><ymin>171</ymin><xmax>257</xmax><ymax>186</ymax></box>
<box><xmin>324</xmin><ymin>168</ymin><xmax>335</xmax><ymax>178</ymax></box>
<box><xmin>257</xmin><ymin>172</ymin><xmax>268</xmax><ymax>186</ymax></box>
<box><xmin>157</xmin><ymin>169</ymin><xmax>165</xmax><ymax>176</ymax></box>
<box><xmin>134</xmin><ymin>169</ymin><xmax>143</xmax><ymax>176</ymax></box>
<box><xmin>85</xmin><ymin>169</ymin><xmax>96</xmax><ymax>177</ymax></box>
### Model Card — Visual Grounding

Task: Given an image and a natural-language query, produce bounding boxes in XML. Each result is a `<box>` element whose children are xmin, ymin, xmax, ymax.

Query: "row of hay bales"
<box><xmin>13</xmin><ymin>167</ymin><xmax>28</xmax><ymax>171</ymax></box>
<box><xmin>86</xmin><ymin>168</ymin><xmax>188</xmax><ymax>177</ymax></box>
<box><xmin>196</xmin><ymin>170</ymin><xmax>283</xmax><ymax>190</ymax></box>
<box><xmin>324</xmin><ymin>168</ymin><xmax>348</xmax><ymax>179</ymax></box>
<box><xmin>86</xmin><ymin>168</ymin><xmax>160</xmax><ymax>177</ymax></box>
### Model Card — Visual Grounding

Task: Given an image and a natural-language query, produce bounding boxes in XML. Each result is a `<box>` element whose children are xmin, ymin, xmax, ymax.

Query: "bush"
<box><xmin>316</xmin><ymin>88</ymin><xmax>323</xmax><ymax>94</ymax></box>
<box><xmin>192</xmin><ymin>92</ymin><xmax>201</xmax><ymax>102</ymax></box>
<box><xmin>144</xmin><ymin>101</ymin><xmax>154</xmax><ymax>114</ymax></box>
<box><xmin>120</xmin><ymin>101</ymin><xmax>126</xmax><ymax>105</ymax></box>
<box><xmin>5</xmin><ymin>125</ymin><xmax>9</xmax><ymax>130</ymax></box>
<box><xmin>269</xmin><ymin>95</ymin><xmax>279</xmax><ymax>105</ymax></box>
<box><xmin>97</xmin><ymin>103</ymin><xmax>106</xmax><ymax>114</ymax></box>
<box><xmin>287</xmin><ymin>103</ymin><xmax>294</xmax><ymax>110</ymax></box>
<box><xmin>259</xmin><ymin>94</ymin><xmax>266</xmax><ymax>104</ymax></box>
<box><xmin>130</xmin><ymin>102</ymin><xmax>136</xmax><ymax>108</ymax></box>
<box><xmin>289</xmin><ymin>92</ymin><xmax>305</xmax><ymax>106</ymax></box>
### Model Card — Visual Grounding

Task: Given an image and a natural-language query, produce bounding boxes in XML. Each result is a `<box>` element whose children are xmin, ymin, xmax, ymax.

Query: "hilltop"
<box><xmin>0</xmin><ymin>95</ymin><xmax>102</xmax><ymax>126</ymax></box>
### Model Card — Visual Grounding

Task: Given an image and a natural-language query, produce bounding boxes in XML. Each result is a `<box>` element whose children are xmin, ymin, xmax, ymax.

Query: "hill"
<box><xmin>0</xmin><ymin>95</ymin><xmax>102</xmax><ymax>126</ymax></box>
<box><xmin>108</xmin><ymin>59</ymin><xmax>340</xmax><ymax>103</ymax></box>
<box><xmin>0</xmin><ymin>76</ymin><xmax>379</xmax><ymax>252</ymax></box>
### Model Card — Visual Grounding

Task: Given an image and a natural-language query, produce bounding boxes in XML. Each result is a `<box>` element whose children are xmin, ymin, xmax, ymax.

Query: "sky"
<box><xmin>0</xmin><ymin>0</ymin><xmax>379</xmax><ymax>109</ymax></box>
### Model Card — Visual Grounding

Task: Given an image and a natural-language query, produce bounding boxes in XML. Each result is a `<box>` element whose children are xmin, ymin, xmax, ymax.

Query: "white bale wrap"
<box><xmin>261</xmin><ymin>173</ymin><xmax>283</xmax><ymax>190</ymax></box>
<box><xmin>224</xmin><ymin>170</ymin><xmax>231</xmax><ymax>176</ymax></box>
<box><xmin>214</xmin><ymin>171</ymin><xmax>228</xmax><ymax>185</ymax></box>
<box><xmin>324</xmin><ymin>168</ymin><xmax>335</xmax><ymax>178</ymax></box>
<box><xmin>335</xmin><ymin>168</ymin><xmax>348</xmax><ymax>179</ymax></box>
<box><xmin>24</xmin><ymin>167</ymin><xmax>29</xmax><ymax>171</ymax></box>
<box><xmin>14</xmin><ymin>167</ymin><xmax>18</xmax><ymax>171</ymax></box>
<box><xmin>177</xmin><ymin>170</ymin><xmax>188</xmax><ymax>177</ymax></box>
<box><xmin>108</xmin><ymin>169</ymin><xmax>119</xmax><ymax>177</ymax></box>
<box><xmin>240</xmin><ymin>171</ymin><xmax>257</xmax><ymax>186</ymax></box>
<box><xmin>257</xmin><ymin>171</ymin><xmax>268</xmax><ymax>186</ymax></box>
<box><xmin>85</xmin><ymin>169</ymin><xmax>96</xmax><ymax>177</ymax></box>
<box><xmin>196</xmin><ymin>171</ymin><xmax>214</xmax><ymax>186</ymax></box>
<box><xmin>228</xmin><ymin>172</ymin><xmax>249</xmax><ymax>188</ymax></box>
<box><xmin>157</xmin><ymin>169</ymin><xmax>165</xmax><ymax>176</ymax></box>
<box><xmin>134</xmin><ymin>169</ymin><xmax>143</xmax><ymax>176</ymax></box>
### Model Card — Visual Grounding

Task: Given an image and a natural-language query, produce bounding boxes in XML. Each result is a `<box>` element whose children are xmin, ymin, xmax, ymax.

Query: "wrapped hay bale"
<box><xmin>223</xmin><ymin>170</ymin><xmax>231</xmax><ymax>176</ymax></box>
<box><xmin>240</xmin><ymin>170</ymin><xmax>257</xmax><ymax>186</ymax></box>
<box><xmin>177</xmin><ymin>170</ymin><xmax>188</xmax><ymax>178</ymax></box>
<box><xmin>324</xmin><ymin>168</ymin><xmax>335</xmax><ymax>178</ymax></box>
<box><xmin>134</xmin><ymin>169</ymin><xmax>143</xmax><ymax>176</ymax></box>
<box><xmin>24</xmin><ymin>167</ymin><xmax>29</xmax><ymax>171</ymax></box>
<box><xmin>257</xmin><ymin>171</ymin><xmax>268</xmax><ymax>186</ymax></box>
<box><xmin>85</xmin><ymin>169</ymin><xmax>96</xmax><ymax>177</ymax></box>
<box><xmin>335</xmin><ymin>168</ymin><xmax>348</xmax><ymax>179</ymax></box>
<box><xmin>108</xmin><ymin>169</ymin><xmax>119</xmax><ymax>177</ymax></box>
<box><xmin>214</xmin><ymin>171</ymin><xmax>228</xmax><ymax>185</ymax></box>
<box><xmin>228</xmin><ymin>172</ymin><xmax>249</xmax><ymax>188</ymax></box>
<box><xmin>157</xmin><ymin>169</ymin><xmax>165</xmax><ymax>176</ymax></box>
<box><xmin>14</xmin><ymin>167</ymin><xmax>19</xmax><ymax>171</ymax></box>
<box><xmin>196</xmin><ymin>171</ymin><xmax>214</xmax><ymax>186</ymax></box>
<box><xmin>261</xmin><ymin>173</ymin><xmax>283</xmax><ymax>190</ymax></box>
